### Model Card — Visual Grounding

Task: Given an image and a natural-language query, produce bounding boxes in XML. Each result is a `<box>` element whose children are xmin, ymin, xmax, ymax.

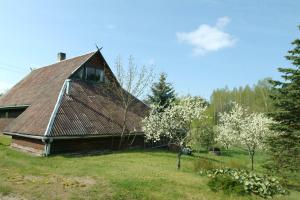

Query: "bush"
<box><xmin>204</xmin><ymin>168</ymin><xmax>288</xmax><ymax>198</ymax></box>
<box><xmin>208</xmin><ymin>175</ymin><xmax>245</xmax><ymax>195</ymax></box>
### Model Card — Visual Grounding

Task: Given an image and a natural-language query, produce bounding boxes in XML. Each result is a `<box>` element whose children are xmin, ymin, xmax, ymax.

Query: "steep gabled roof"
<box><xmin>50</xmin><ymin>81</ymin><xmax>148</xmax><ymax>137</ymax></box>
<box><xmin>0</xmin><ymin>52</ymin><xmax>96</xmax><ymax>136</ymax></box>
<box><xmin>1</xmin><ymin>51</ymin><xmax>149</xmax><ymax>138</ymax></box>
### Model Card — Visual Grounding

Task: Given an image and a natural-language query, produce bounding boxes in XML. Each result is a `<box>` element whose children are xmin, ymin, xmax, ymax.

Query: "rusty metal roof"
<box><xmin>0</xmin><ymin>51</ymin><xmax>148</xmax><ymax>137</ymax></box>
<box><xmin>0</xmin><ymin>52</ymin><xmax>96</xmax><ymax>136</ymax></box>
<box><xmin>50</xmin><ymin>81</ymin><xmax>148</xmax><ymax>137</ymax></box>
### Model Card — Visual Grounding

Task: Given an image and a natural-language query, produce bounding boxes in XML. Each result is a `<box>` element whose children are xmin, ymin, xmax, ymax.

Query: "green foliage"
<box><xmin>190</xmin><ymin>111</ymin><xmax>215</xmax><ymax>150</ymax></box>
<box><xmin>205</xmin><ymin>168</ymin><xmax>288</xmax><ymax>198</ymax></box>
<box><xmin>209</xmin><ymin>78</ymin><xmax>274</xmax><ymax>124</ymax></box>
<box><xmin>208</xmin><ymin>174</ymin><xmax>245</xmax><ymax>195</ymax></box>
<box><xmin>147</xmin><ymin>73</ymin><xmax>175</xmax><ymax>112</ymax></box>
<box><xmin>267</xmin><ymin>26</ymin><xmax>300</xmax><ymax>174</ymax></box>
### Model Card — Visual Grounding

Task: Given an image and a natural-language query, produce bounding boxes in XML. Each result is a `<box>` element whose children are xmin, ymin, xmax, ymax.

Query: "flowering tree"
<box><xmin>216</xmin><ymin>103</ymin><xmax>248</xmax><ymax>148</ymax></box>
<box><xmin>216</xmin><ymin>103</ymin><xmax>275</xmax><ymax>170</ymax></box>
<box><xmin>143</xmin><ymin>97</ymin><xmax>207</xmax><ymax>169</ymax></box>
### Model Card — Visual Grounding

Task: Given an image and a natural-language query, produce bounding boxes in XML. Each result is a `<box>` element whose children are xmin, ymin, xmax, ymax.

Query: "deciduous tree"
<box><xmin>111</xmin><ymin>55</ymin><xmax>153</xmax><ymax>149</ymax></box>
<box><xmin>217</xmin><ymin>103</ymin><xmax>275</xmax><ymax>170</ymax></box>
<box><xmin>143</xmin><ymin>97</ymin><xmax>207</xmax><ymax>169</ymax></box>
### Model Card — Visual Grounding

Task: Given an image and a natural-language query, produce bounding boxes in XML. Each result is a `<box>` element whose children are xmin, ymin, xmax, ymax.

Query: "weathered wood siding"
<box><xmin>50</xmin><ymin>135</ymin><xmax>145</xmax><ymax>154</ymax></box>
<box><xmin>11</xmin><ymin>135</ymin><xmax>44</xmax><ymax>155</ymax></box>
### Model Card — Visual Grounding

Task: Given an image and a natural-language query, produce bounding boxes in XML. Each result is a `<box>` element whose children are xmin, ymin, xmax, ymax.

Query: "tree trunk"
<box><xmin>250</xmin><ymin>151</ymin><xmax>255</xmax><ymax>171</ymax></box>
<box><xmin>119</xmin><ymin>107</ymin><xmax>128</xmax><ymax>150</ymax></box>
<box><xmin>129</xmin><ymin>133</ymin><xmax>137</xmax><ymax>147</ymax></box>
<box><xmin>251</xmin><ymin>154</ymin><xmax>254</xmax><ymax>171</ymax></box>
<box><xmin>177</xmin><ymin>150</ymin><xmax>182</xmax><ymax>170</ymax></box>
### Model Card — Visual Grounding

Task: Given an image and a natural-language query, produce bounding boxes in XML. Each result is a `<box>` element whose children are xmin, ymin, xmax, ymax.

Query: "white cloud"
<box><xmin>0</xmin><ymin>80</ymin><xmax>12</xmax><ymax>94</ymax></box>
<box><xmin>176</xmin><ymin>17</ymin><xmax>237</xmax><ymax>55</ymax></box>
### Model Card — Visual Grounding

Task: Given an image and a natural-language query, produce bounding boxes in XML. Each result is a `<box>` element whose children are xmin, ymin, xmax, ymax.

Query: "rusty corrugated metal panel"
<box><xmin>0</xmin><ymin>118</ymin><xmax>14</xmax><ymax>132</ymax></box>
<box><xmin>0</xmin><ymin>52</ymin><xmax>96</xmax><ymax>136</ymax></box>
<box><xmin>50</xmin><ymin>81</ymin><xmax>149</xmax><ymax>137</ymax></box>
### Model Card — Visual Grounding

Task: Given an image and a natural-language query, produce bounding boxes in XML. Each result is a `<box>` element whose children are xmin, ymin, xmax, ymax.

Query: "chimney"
<box><xmin>57</xmin><ymin>52</ymin><xmax>66</xmax><ymax>62</ymax></box>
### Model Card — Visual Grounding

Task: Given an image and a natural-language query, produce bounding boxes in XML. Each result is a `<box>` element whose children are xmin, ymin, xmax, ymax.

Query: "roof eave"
<box><xmin>4</xmin><ymin>131</ymin><xmax>144</xmax><ymax>140</ymax></box>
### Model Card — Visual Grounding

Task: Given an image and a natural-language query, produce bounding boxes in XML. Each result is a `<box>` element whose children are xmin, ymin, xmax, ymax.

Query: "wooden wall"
<box><xmin>50</xmin><ymin>135</ymin><xmax>145</xmax><ymax>154</ymax></box>
<box><xmin>10</xmin><ymin>135</ymin><xmax>145</xmax><ymax>155</ymax></box>
<box><xmin>11</xmin><ymin>135</ymin><xmax>44</xmax><ymax>155</ymax></box>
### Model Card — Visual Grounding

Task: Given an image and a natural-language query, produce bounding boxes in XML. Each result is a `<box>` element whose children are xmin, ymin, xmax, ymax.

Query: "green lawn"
<box><xmin>0</xmin><ymin>135</ymin><xmax>299</xmax><ymax>200</ymax></box>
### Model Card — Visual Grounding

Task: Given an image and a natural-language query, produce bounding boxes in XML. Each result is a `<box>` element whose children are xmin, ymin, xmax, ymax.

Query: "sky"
<box><xmin>0</xmin><ymin>0</ymin><xmax>299</xmax><ymax>100</ymax></box>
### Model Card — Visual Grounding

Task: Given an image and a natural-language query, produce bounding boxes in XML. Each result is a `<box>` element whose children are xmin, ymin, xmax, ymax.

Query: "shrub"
<box><xmin>208</xmin><ymin>175</ymin><xmax>245</xmax><ymax>195</ymax></box>
<box><xmin>204</xmin><ymin>168</ymin><xmax>288</xmax><ymax>198</ymax></box>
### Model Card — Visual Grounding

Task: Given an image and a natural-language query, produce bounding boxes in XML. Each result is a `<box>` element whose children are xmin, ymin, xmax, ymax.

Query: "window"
<box><xmin>72</xmin><ymin>67</ymin><xmax>84</xmax><ymax>80</ymax></box>
<box><xmin>0</xmin><ymin>107</ymin><xmax>27</xmax><ymax>118</ymax></box>
<box><xmin>96</xmin><ymin>69</ymin><xmax>104</xmax><ymax>82</ymax></box>
<box><xmin>86</xmin><ymin>67</ymin><xmax>105</xmax><ymax>83</ymax></box>
<box><xmin>86</xmin><ymin>67</ymin><xmax>97</xmax><ymax>81</ymax></box>
<box><xmin>71</xmin><ymin>66</ymin><xmax>106</xmax><ymax>83</ymax></box>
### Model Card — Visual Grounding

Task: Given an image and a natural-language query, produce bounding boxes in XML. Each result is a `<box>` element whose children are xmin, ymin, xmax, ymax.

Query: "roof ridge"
<box><xmin>32</xmin><ymin>51</ymin><xmax>97</xmax><ymax>71</ymax></box>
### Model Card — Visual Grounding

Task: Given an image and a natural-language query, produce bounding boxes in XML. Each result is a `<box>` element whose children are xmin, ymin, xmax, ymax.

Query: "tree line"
<box><xmin>143</xmin><ymin>25</ymin><xmax>300</xmax><ymax>175</ymax></box>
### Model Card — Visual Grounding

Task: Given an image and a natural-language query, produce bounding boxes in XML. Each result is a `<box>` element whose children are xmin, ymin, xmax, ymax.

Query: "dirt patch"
<box><xmin>6</xmin><ymin>174</ymin><xmax>96</xmax><ymax>189</ymax></box>
<box><xmin>4</xmin><ymin>173</ymin><xmax>100</xmax><ymax>199</ymax></box>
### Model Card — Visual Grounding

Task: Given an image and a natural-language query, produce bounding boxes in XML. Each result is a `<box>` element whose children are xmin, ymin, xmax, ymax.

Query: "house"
<box><xmin>0</xmin><ymin>50</ymin><xmax>149</xmax><ymax>155</ymax></box>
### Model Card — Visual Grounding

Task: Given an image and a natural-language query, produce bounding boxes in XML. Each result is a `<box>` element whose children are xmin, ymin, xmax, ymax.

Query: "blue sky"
<box><xmin>0</xmin><ymin>0</ymin><xmax>299</xmax><ymax>100</ymax></box>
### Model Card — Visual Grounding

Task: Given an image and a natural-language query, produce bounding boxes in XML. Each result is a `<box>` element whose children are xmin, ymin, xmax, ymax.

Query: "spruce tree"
<box><xmin>147</xmin><ymin>73</ymin><xmax>175</xmax><ymax>112</ymax></box>
<box><xmin>267</xmin><ymin>26</ymin><xmax>300</xmax><ymax>173</ymax></box>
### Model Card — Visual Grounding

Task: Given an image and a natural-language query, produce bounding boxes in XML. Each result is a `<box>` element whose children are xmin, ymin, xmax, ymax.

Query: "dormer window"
<box><xmin>86</xmin><ymin>67</ymin><xmax>104</xmax><ymax>82</ymax></box>
<box><xmin>96</xmin><ymin>69</ymin><xmax>105</xmax><ymax>82</ymax></box>
<box><xmin>72</xmin><ymin>66</ymin><xmax>105</xmax><ymax>83</ymax></box>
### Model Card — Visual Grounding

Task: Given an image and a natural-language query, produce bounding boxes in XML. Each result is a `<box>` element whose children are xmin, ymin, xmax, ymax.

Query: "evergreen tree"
<box><xmin>267</xmin><ymin>26</ymin><xmax>300</xmax><ymax>173</ymax></box>
<box><xmin>147</xmin><ymin>73</ymin><xmax>175</xmax><ymax>112</ymax></box>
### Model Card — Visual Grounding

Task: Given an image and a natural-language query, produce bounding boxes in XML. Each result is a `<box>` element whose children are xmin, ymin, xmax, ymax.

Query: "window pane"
<box><xmin>86</xmin><ymin>67</ymin><xmax>96</xmax><ymax>81</ymax></box>
<box><xmin>73</xmin><ymin>67</ymin><xmax>84</xmax><ymax>80</ymax></box>
<box><xmin>96</xmin><ymin>69</ymin><xmax>104</xmax><ymax>82</ymax></box>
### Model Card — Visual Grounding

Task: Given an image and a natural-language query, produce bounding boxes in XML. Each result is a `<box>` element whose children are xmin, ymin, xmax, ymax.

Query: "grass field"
<box><xmin>0</xmin><ymin>135</ymin><xmax>299</xmax><ymax>200</ymax></box>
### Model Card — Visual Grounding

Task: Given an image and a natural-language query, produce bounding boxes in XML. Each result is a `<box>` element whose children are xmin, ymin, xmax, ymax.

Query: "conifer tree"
<box><xmin>148</xmin><ymin>73</ymin><xmax>175</xmax><ymax>112</ymax></box>
<box><xmin>267</xmin><ymin>26</ymin><xmax>300</xmax><ymax>173</ymax></box>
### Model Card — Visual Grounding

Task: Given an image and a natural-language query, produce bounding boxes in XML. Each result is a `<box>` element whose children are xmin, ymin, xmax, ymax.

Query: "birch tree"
<box><xmin>112</xmin><ymin>56</ymin><xmax>153</xmax><ymax>149</ymax></box>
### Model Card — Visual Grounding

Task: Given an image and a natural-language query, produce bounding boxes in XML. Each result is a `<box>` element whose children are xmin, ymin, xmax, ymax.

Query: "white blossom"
<box><xmin>216</xmin><ymin>103</ymin><xmax>276</xmax><ymax>170</ymax></box>
<box><xmin>216</xmin><ymin>103</ymin><xmax>248</xmax><ymax>147</ymax></box>
<box><xmin>143</xmin><ymin>97</ymin><xmax>207</xmax><ymax>145</ymax></box>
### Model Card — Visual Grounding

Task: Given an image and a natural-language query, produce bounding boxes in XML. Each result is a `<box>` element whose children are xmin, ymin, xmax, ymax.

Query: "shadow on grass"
<box><xmin>194</xmin><ymin>155</ymin><xmax>223</xmax><ymax>163</ymax></box>
<box><xmin>58</xmin><ymin>147</ymin><xmax>175</xmax><ymax>159</ymax></box>
<box><xmin>220</xmin><ymin>148</ymin><xmax>249</xmax><ymax>157</ymax></box>
<box><xmin>286</xmin><ymin>184</ymin><xmax>300</xmax><ymax>192</ymax></box>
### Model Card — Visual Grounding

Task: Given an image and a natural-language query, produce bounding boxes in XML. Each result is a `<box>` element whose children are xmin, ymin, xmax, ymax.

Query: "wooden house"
<box><xmin>0</xmin><ymin>50</ymin><xmax>148</xmax><ymax>155</ymax></box>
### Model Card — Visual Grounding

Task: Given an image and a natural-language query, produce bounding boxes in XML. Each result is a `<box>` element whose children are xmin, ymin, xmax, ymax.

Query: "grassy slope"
<box><xmin>0</xmin><ymin>135</ymin><xmax>299</xmax><ymax>200</ymax></box>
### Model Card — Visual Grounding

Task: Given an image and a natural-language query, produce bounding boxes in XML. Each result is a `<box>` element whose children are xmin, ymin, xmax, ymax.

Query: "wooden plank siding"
<box><xmin>11</xmin><ymin>135</ymin><xmax>44</xmax><ymax>155</ymax></box>
<box><xmin>50</xmin><ymin>135</ymin><xmax>144</xmax><ymax>154</ymax></box>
